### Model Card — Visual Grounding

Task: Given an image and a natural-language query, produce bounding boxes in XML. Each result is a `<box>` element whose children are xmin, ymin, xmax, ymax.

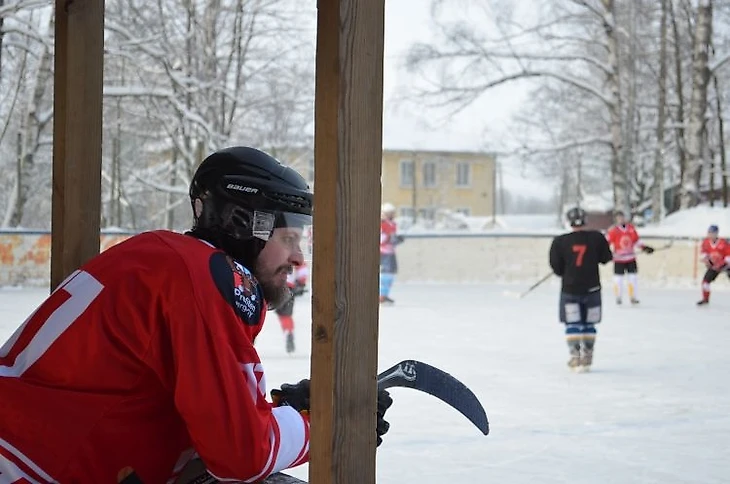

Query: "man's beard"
<box><xmin>255</xmin><ymin>261</ymin><xmax>292</xmax><ymax>310</ymax></box>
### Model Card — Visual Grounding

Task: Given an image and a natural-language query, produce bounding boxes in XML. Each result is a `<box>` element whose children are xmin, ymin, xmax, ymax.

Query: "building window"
<box><xmin>423</xmin><ymin>161</ymin><xmax>436</xmax><ymax>187</ymax></box>
<box><xmin>418</xmin><ymin>207</ymin><xmax>436</xmax><ymax>220</ymax></box>
<box><xmin>399</xmin><ymin>206</ymin><xmax>415</xmax><ymax>220</ymax></box>
<box><xmin>455</xmin><ymin>207</ymin><xmax>471</xmax><ymax>216</ymax></box>
<box><xmin>456</xmin><ymin>162</ymin><xmax>470</xmax><ymax>187</ymax></box>
<box><xmin>400</xmin><ymin>159</ymin><xmax>414</xmax><ymax>187</ymax></box>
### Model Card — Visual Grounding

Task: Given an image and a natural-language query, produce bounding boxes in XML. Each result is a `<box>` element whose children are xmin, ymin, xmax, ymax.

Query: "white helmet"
<box><xmin>381</xmin><ymin>202</ymin><xmax>396</xmax><ymax>214</ymax></box>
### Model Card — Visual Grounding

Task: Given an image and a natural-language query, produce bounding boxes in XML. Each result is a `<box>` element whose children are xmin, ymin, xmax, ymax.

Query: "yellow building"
<box><xmin>380</xmin><ymin>149</ymin><xmax>496</xmax><ymax>220</ymax></box>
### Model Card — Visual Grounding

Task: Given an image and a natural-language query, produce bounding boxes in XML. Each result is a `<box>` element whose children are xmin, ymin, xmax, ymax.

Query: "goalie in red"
<box><xmin>697</xmin><ymin>224</ymin><xmax>730</xmax><ymax>306</ymax></box>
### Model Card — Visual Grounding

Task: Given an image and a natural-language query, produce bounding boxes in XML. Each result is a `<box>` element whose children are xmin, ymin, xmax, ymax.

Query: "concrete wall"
<box><xmin>395</xmin><ymin>234</ymin><xmax>715</xmax><ymax>289</ymax></box>
<box><xmin>0</xmin><ymin>232</ymin><xmax>721</xmax><ymax>290</ymax></box>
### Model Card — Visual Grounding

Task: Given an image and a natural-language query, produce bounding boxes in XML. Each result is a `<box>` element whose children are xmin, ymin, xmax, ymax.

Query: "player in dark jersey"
<box><xmin>549</xmin><ymin>207</ymin><xmax>613</xmax><ymax>372</ymax></box>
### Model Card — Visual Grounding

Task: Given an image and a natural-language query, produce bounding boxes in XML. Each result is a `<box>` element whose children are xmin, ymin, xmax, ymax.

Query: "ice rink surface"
<box><xmin>1</xmin><ymin>281</ymin><xmax>728</xmax><ymax>484</ymax></box>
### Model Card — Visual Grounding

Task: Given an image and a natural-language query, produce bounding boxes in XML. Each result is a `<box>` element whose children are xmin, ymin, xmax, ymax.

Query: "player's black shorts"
<box><xmin>703</xmin><ymin>267</ymin><xmax>730</xmax><ymax>283</ymax></box>
<box><xmin>613</xmin><ymin>260</ymin><xmax>638</xmax><ymax>274</ymax></box>
<box><xmin>559</xmin><ymin>291</ymin><xmax>602</xmax><ymax>325</ymax></box>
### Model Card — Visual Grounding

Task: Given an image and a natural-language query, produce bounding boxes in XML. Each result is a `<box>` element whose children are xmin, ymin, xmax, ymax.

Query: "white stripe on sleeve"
<box><xmin>269</xmin><ymin>406</ymin><xmax>309</xmax><ymax>473</ymax></box>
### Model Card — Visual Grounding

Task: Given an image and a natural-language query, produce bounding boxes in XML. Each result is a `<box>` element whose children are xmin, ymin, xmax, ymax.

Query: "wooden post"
<box><xmin>310</xmin><ymin>0</ymin><xmax>385</xmax><ymax>483</ymax></box>
<box><xmin>51</xmin><ymin>0</ymin><xmax>105</xmax><ymax>290</ymax></box>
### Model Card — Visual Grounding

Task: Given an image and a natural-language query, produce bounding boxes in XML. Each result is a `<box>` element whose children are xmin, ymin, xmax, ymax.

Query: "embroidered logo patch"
<box><xmin>209</xmin><ymin>253</ymin><xmax>262</xmax><ymax>325</ymax></box>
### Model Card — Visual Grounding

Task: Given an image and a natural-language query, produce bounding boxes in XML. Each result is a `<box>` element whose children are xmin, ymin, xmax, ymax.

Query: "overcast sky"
<box><xmin>382</xmin><ymin>0</ymin><xmax>553</xmax><ymax>200</ymax></box>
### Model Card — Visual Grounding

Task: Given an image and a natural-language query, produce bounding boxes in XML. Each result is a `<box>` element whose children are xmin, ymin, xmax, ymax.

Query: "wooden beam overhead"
<box><xmin>310</xmin><ymin>1</ymin><xmax>386</xmax><ymax>483</ymax></box>
<box><xmin>51</xmin><ymin>0</ymin><xmax>106</xmax><ymax>290</ymax></box>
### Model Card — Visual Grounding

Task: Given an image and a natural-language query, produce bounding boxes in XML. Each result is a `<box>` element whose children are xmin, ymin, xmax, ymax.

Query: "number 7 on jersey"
<box><xmin>572</xmin><ymin>244</ymin><xmax>587</xmax><ymax>267</ymax></box>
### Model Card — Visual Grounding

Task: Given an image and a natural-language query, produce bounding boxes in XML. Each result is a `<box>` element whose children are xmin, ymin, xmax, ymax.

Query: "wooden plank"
<box><xmin>51</xmin><ymin>0</ymin><xmax>105</xmax><ymax>290</ymax></box>
<box><xmin>310</xmin><ymin>1</ymin><xmax>386</xmax><ymax>484</ymax></box>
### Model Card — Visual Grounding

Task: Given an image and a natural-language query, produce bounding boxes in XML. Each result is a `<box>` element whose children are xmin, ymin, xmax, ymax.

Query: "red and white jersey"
<box><xmin>0</xmin><ymin>231</ymin><xmax>309</xmax><ymax>484</ymax></box>
<box><xmin>606</xmin><ymin>224</ymin><xmax>644</xmax><ymax>263</ymax></box>
<box><xmin>700</xmin><ymin>237</ymin><xmax>730</xmax><ymax>270</ymax></box>
<box><xmin>287</xmin><ymin>263</ymin><xmax>308</xmax><ymax>288</ymax></box>
<box><xmin>380</xmin><ymin>219</ymin><xmax>398</xmax><ymax>255</ymax></box>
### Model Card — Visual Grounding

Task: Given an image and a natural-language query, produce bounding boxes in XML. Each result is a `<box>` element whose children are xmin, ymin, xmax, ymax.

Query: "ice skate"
<box><xmin>379</xmin><ymin>295</ymin><xmax>395</xmax><ymax>305</ymax></box>
<box><xmin>579</xmin><ymin>354</ymin><xmax>593</xmax><ymax>372</ymax></box>
<box><xmin>616</xmin><ymin>297</ymin><xmax>622</xmax><ymax>305</ymax></box>
<box><xmin>285</xmin><ymin>332</ymin><xmax>295</xmax><ymax>353</ymax></box>
<box><xmin>567</xmin><ymin>356</ymin><xmax>581</xmax><ymax>370</ymax></box>
<box><xmin>630</xmin><ymin>298</ymin><xmax>640</xmax><ymax>305</ymax></box>
<box><xmin>697</xmin><ymin>299</ymin><xmax>709</xmax><ymax>306</ymax></box>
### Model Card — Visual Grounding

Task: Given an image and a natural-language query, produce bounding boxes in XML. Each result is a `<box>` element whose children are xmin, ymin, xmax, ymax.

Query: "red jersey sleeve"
<box><xmin>166</xmin><ymin>253</ymin><xmax>309</xmax><ymax>481</ymax></box>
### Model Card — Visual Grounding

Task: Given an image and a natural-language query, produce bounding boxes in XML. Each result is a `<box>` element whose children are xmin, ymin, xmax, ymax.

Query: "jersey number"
<box><xmin>0</xmin><ymin>270</ymin><xmax>104</xmax><ymax>378</ymax></box>
<box><xmin>572</xmin><ymin>244</ymin><xmax>587</xmax><ymax>267</ymax></box>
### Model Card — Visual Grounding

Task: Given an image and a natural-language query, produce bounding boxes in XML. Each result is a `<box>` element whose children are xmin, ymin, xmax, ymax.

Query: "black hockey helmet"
<box><xmin>566</xmin><ymin>207</ymin><xmax>586</xmax><ymax>228</ymax></box>
<box><xmin>189</xmin><ymin>146</ymin><xmax>313</xmax><ymax>268</ymax></box>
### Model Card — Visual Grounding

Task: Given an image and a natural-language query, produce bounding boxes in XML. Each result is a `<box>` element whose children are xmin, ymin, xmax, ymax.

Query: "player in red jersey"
<box><xmin>605</xmin><ymin>210</ymin><xmax>654</xmax><ymax>305</ymax></box>
<box><xmin>0</xmin><ymin>147</ymin><xmax>392</xmax><ymax>484</ymax></box>
<box><xmin>379</xmin><ymin>203</ymin><xmax>404</xmax><ymax>304</ymax></box>
<box><xmin>697</xmin><ymin>225</ymin><xmax>730</xmax><ymax>306</ymax></box>
<box><xmin>275</xmin><ymin>263</ymin><xmax>308</xmax><ymax>353</ymax></box>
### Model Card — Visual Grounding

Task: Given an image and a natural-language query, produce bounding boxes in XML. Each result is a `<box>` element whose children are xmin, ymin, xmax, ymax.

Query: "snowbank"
<box><xmin>641</xmin><ymin>205</ymin><xmax>730</xmax><ymax>238</ymax></box>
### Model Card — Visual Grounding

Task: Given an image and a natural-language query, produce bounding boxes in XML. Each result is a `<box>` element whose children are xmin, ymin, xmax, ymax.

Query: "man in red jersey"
<box><xmin>379</xmin><ymin>203</ymin><xmax>404</xmax><ymax>304</ymax></box>
<box><xmin>0</xmin><ymin>147</ymin><xmax>392</xmax><ymax>484</ymax></box>
<box><xmin>697</xmin><ymin>224</ymin><xmax>730</xmax><ymax>306</ymax></box>
<box><xmin>605</xmin><ymin>210</ymin><xmax>654</xmax><ymax>305</ymax></box>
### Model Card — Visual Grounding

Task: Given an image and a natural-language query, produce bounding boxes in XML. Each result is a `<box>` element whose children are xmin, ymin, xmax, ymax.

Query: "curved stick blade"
<box><xmin>378</xmin><ymin>360</ymin><xmax>489</xmax><ymax>435</ymax></box>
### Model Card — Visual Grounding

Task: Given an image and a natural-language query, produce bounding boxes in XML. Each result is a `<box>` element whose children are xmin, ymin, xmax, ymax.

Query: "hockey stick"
<box><xmin>503</xmin><ymin>271</ymin><xmax>553</xmax><ymax>299</ymax></box>
<box><xmin>519</xmin><ymin>272</ymin><xmax>553</xmax><ymax>298</ymax></box>
<box><xmin>648</xmin><ymin>238</ymin><xmax>674</xmax><ymax>252</ymax></box>
<box><xmin>377</xmin><ymin>359</ymin><xmax>489</xmax><ymax>435</ymax></box>
<box><xmin>170</xmin><ymin>360</ymin><xmax>489</xmax><ymax>484</ymax></box>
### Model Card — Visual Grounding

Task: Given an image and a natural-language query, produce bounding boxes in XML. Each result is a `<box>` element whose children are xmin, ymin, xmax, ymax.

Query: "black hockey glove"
<box><xmin>271</xmin><ymin>379</ymin><xmax>310</xmax><ymax>413</ymax></box>
<box><xmin>642</xmin><ymin>245</ymin><xmax>655</xmax><ymax>254</ymax></box>
<box><xmin>377</xmin><ymin>389</ymin><xmax>393</xmax><ymax>447</ymax></box>
<box><xmin>271</xmin><ymin>380</ymin><xmax>393</xmax><ymax>447</ymax></box>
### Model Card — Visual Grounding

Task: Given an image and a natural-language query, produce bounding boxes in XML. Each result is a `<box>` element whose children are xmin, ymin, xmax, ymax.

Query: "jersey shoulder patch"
<box><xmin>208</xmin><ymin>252</ymin><xmax>263</xmax><ymax>325</ymax></box>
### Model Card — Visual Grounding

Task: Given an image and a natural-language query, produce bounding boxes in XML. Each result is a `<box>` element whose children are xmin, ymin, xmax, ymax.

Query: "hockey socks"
<box><xmin>565</xmin><ymin>324</ymin><xmax>596</xmax><ymax>370</ymax></box>
<box><xmin>565</xmin><ymin>324</ymin><xmax>582</xmax><ymax>368</ymax></box>
<box><xmin>380</xmin><ymin>273</ymin><xmax>395</xmax><ymax>298</ymax></box>
<box><xmin>613</xmin><ymin>275</ymin><xmax>623</xmax><ymax>302</ymax></box>
<box><xmin>627</xmin><ymin>273</ymin><xmax>639</xmax><ymax>303</ymax></box>
<box><xmin>279</xmin><ymin>315</ymin><xmax>294</xmax><ymax>333</ymax></box>
<box><xmin>699</xmin><ymin>281</ymin><xmax>711</xmax><ymax>304</ymax></box>
<box><xmin>579</xmin><ymin>325</ymin><xmax>596</xmax><ymax>367</ymax></box>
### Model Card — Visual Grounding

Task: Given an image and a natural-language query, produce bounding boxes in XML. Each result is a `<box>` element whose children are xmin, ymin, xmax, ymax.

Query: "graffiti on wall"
<box><xmin>0</xmin><ymin>233</ymin><xmax>132</xmax><ymax>286</ymax></box>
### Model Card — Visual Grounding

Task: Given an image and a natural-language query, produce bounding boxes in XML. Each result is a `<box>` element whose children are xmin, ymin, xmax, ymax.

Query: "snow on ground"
<box><xmin>1</xmin><ymin>283</ymin><xmax>729</xmax><ymax>484</ymax></box>
<box><xmin>642</xmin><ymin>205</ymin><xmax>730</xmax><ymax>238</ymax></box>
